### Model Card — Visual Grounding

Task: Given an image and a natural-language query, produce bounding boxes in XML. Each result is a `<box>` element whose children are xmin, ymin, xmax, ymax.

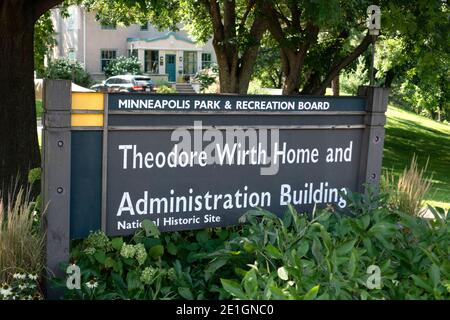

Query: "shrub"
<box><xmin>44</xmin><ymin>58</ymin><xmax>92</xmax><ymax>88</ymax></box>
<box><xmin>104</xmin><ymin>56</ymin><xmax>142</xmax><ymax>78</ymax></box>
<box><xmin>383</xmin><ymin>156</ymin><xmax>433</xmax><ymax>216</ymax></box>
<box><xmin>247</xmin><ymin>80</ymin><xmax>269</xmax><ymax>95</ymax></box>
<box><xmin>156</xmin><ymin>85</ymin><xmax>176</xmax><ymax>94</ymax></box>
<box><xmin>56</xmin><ymin>189</ymin><xmax>449</xmax><ymax>300</ymax></box>
<box><xmin>194</xmin><ymin>65</ymin><xmax>218</xmax><ymax>92</ymax></box>
<box><xmin>0</xmin><ymin>187</ymin><xmax>45</xmax><ymax>285</ymax></box>
<box><xmin>55</xmin><ymin>221</ymin><xmax>243</xmax><ymax>299</ymax></box>
<box><xmin>217</xmin><ymin>192</ymin><xmax>449</xmax><ymax>300</ymax></box>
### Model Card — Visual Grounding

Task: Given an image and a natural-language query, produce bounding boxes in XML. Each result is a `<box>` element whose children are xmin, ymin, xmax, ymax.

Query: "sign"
<box><xmin>41</xmin><ymin>80</ymin><xmax>388</xmax><ymax>293</ymax></box>
<box><xmin>102</xmin><ymin>94</ymin><xmax>373</xmax><ymax>235</ymax></box>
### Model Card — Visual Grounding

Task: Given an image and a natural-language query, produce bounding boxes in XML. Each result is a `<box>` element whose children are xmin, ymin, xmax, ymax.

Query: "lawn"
<box><xmin>36</xmin><ymin>99</ymin><xmax>43</xmax><ymax>118</ymax></box>
<box><xmin>383</xmin><ymin>105</ymin><xmax>450</xmax><ymax>208</ymax></box>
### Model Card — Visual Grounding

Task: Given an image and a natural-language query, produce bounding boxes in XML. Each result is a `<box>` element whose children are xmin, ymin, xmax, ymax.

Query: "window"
<box><xmin>128</xmin><ymin>49</ymin><xmax>138</xmax><ymax>58</ymax></box>
<box><xmin>201</xmin><ymin>53</ymin><xmax>212</xmax><ymax>69</ymax></box>
<box><xmin>183</xmin><ymin>51</ymin><xmax>197</xmax><ymax>75</ymax></box>
<box><xmin>100</xmin><ymin>50</ymin><xmax>117</xmax><ymax>71</ymax></box>
<box><xmin>101</xmin><ymin>22</ymin><xmax>116</xmax><ymax>30</ymax></box>
<box><xmin>140</xmin><ymin>22</ymin><xmax>148</xmax><ymax>31</ymax></box>
<box><xmin>144</xmin><ymin>50</ymin><xmax>159</xmax><ymax>74</ymax></box>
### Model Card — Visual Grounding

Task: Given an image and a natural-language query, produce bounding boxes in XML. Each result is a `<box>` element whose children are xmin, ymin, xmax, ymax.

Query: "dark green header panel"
<box><xmin>108</xmin><ymin>93</ymin><xmax>366</xmax><ymax>112</ymax></box>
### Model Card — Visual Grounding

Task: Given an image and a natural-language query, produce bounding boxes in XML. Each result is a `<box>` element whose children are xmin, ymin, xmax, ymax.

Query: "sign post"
<box><xmin>42</xmin><ymin>80</ymin><xmax>72</xmax><ymax>299</ymax></box>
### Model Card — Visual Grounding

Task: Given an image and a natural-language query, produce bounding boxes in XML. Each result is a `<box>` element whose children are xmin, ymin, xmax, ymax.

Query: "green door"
<box><xmin>165</xmin><ymin>54</ymin><xmax>176</xmax><ymax>82</ymax></box>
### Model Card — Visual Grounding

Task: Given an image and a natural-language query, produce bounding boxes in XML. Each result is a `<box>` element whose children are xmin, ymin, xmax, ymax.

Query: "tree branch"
<box><xmin>313</xmin><ymin>33</ymin><xmax>372</xmax><ymax>95</ymax></box>
<box><xmin>206</xmin><ymin>0</ymin><xmax>225</xmax><ymax>41</ymax></box>
<box><xmin>238</xmin><ymin>0</ymin><xmax>256</xmax><ymax>31</ymax></box>
<box><xmin>33</xmin><ymin>0</ymin><xmax>63</xmax><ymax>19</ymax></box>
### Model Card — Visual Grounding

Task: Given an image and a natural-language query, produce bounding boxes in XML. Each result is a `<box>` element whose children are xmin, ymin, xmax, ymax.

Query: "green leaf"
<box><xmin>221</xmin><ymin>279</ymin><xmax>247</xmax><ymax>299</ymax></box>
<box><xmin>265</xmin><ymin>243</ymin><xmax>283</xmax><ymax>259</ymax></box>
<box><xmin>361</xmin><ymin>215</ymin><xmax>371</xmax><ymax>230</ymax></box>
<box><xmin>303</xmin><ymin>285</ymin><xmax>320</xmax><ymax>300</ymax></box>
<box><xmin>311</xmin><ymin>238</ymin><xmax>323</xmax><ymax>264</ymax></box>
<box><xmin>126</xmin><ymin>270</ymin><xmax>142</xmax><ymax>291</ymax></box>
<box><xmin>277</xmin><ymin>267</ymin><xmax>289</xmax><ymax>281</ymax></box>
<box><xmin>142</xmin><ymin>219</ymin><xmax>160</xmax><ymax>238</ymax></box>
<box><xmin>368</xmin><ymin>221</ymin><xmax>397</xmax><ymax>237</ymax></box>
<box><xmin>105</xmin><ymin>257</ymin><xmax>116</xmax><ymax>269</ymax></box>
<box><xmin>411</xmin><ymin>275</ymin><xmax>433</xmax><ymax>292</ymax></box>
<box><xmin>282</xmin><ymin>205</ymin><xmax>294</xmax><ymax>227</ymax></box>
<box><xmin>297</xmin><ymin>240</ymin><xmax>309</xmax><ymax>258</ymax></box>
<box><xmin>243</xmin><ymin>240</ymin><xmax>256</xmax><ymax>253</ymax></box>
<box><xmin>243</xmin><ymin>268</ymin><xmax>258</xmax><ymax>297</ymax></box>
<box><xmin>336</xmin><ymin>240</ymin><xmax>356</xmax><ymax>256</ymax></box>
<box><xmin>205</xmin><ymin>257</ymin><xmax>229</xmax><ymax>282</ymax></box>
<box><xmin>166</xmin><ymin>242</ymin><xmax>178</xmax><ymax>255</ymax></box>
<box><xmin>195</xmin><ymin>230</ymin><xmax>209</xmax><ymax>243</ymax></box>
<box><xmin>348</xmin><ymin>249</ymin><xmax>357</xmax><ymax>278</ymax></box>
<box><xmin>178</xmin><ymin>287</ymin><xmax>194</xmax><ymax>300</ymax></box>
<box><xmin>320</xmin><ymin>228</ymin><xmax>332</xmax><ymax>251</ymax></box>
<box><xmin>267</xmin><ymin>284</ymin><xmax>287</xmax><ymax>299</ymax></box>
<box><xmin>94</xmin><ymin>250</ymin><xmax>106</xmax><ymax>264</ymax></box>
<box><xmin>148</xmin><ymin>244</ymin><xmax>164</xmax><ymax>258</ymax></box>
<box><xmin>429</xmin><ymin>264</ymin><xmax>441</xmax><ymax>288</ymax></box>
<box><xmin>111</xmin><ymin>237</ymin><xmax>124</xmax><ymax>250</ymax></box>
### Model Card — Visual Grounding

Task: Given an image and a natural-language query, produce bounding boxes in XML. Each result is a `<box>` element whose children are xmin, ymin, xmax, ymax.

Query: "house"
<box><xmin>50</xmin><ymin>5</ymin><xmax>216</xmax><ymax>83</ymax></box>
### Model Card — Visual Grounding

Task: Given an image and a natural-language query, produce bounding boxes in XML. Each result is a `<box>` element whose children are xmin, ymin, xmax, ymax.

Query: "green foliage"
<box><xmin>247</xmin><ymin>80</ymin><xmax>269</xmax><ymax>95</ymax></box>
<box><xmin>71</xmin><ymin>0</ymin><xmax>180</xmax><ymax>30</ymax></box>
<box><xmin>252</xmin><ymin>34</ymin><xmax>282</xmax><ymax>89</ymax></box>
<box><xmin>32</xmin><ymin>7</ymin><xmax>56</xmax><ymax>80</ymax></box>
<box><xmin>218</xmin><ymin>195</ymin><xmax>450</xmax><ymax>300</ymax></box>
<box><xmin>44</xmin><ymin>58</ymin><xmax>92</xmax><ymax>88</ymax></box>
<box><xmin>27</xmin><ymin>168</ymin><xmax>41</xmax><ymax>187</ymax></box>
<box><xmin>58</xmin><ymin>188</ymin><xmax>450</xmax><ymax>300</ymax></box>
<box><xmin>34</xmin><ymin>11</ymin><xmax>56</xmax><ymax>78</ymax></box>
<box><xmin>156</xmin><ymin>85</ymin><xmax>176</xmax><ymax>94</ymax></box>
<box><xmin>56</xmin><ymin>221</ymin><xmax>245</xmax><ymax>299</ymax></box>
<box><xmin>194</xmin><ymin>65</ymin><xmax>218</xmax><ymax>92</ymax></box>
<box><xmin>341</xmin><ymin>56</ymin><xmax>369</xmax><ymax>95</ymax></box>
<box><xmin>104</xmin><ymin>56</ymin><xmax>142</xmax><ymax>78</ymax></box>
<box><xmin>375</xmin><ymin>1</ymin><xmax>450</xmax><ymax>121</ymax></box>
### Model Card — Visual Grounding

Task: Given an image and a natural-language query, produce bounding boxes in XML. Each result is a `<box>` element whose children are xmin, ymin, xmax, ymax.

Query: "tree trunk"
<box><xmin>332</xmin><ymin>75</ymin><xmax>340</xmax><ymax>96</ymax></box>
<box><xmin>0</xmin><ymin>2</ymin><xmax>41</xmax><ymax>190</ymax></box>
<box><xmin>280</xmin><ymin>49</ymin><xmax>303</xmax><ymax>95</ymax></box>
<box><xmin>204</xmin><ymin>0</ymin><xmax>266</xmax><ymax>94</ymax></box>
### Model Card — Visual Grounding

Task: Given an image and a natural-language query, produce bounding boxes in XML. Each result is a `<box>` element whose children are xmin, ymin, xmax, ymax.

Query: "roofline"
<box><xmin>127</xmin><ymin>31</ymin><xmax>196</xmax><ymax>44</ymax></box>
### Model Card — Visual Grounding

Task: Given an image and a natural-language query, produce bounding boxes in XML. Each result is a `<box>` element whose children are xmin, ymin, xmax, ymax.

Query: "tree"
<box><xmin>190</xmin><ymin>0</ymin><xmax>267</xmax><ymax>93</ymax></box>
<box><xmin>259</xmin><ymin>0</ymin><xmax>375</xmax><ymax>95</ymax></box>
<box><xmin>34</xmin><ymin>11</ymin><xmax>57</xmax><ymax>77</ymax></box>
<box><xmin>375</xmin><ymin>0</ymin><xmax>449</xmax><ymax>121</ymax></box>
<box><xmin>0</xmin><ymin>0</ymin><xmax>64</xmax><ymax>190</ymax></box>
<box><xmin>253</xmin><ymin>33</ymin><xmax>283</xmax><ymax>89</ymax></box>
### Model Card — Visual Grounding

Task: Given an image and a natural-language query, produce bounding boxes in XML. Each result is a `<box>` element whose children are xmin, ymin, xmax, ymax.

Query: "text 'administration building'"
<box><xmin>51</xmin><ymin>6</ymin><xmax>217</xmax><ymax>82</ymax></box>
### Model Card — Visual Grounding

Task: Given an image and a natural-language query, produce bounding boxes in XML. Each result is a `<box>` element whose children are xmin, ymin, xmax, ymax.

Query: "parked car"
<box><xmin>91</xmin><ymin>75</ymin><xmax>156</xmax><ymax>93</ymax></box>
